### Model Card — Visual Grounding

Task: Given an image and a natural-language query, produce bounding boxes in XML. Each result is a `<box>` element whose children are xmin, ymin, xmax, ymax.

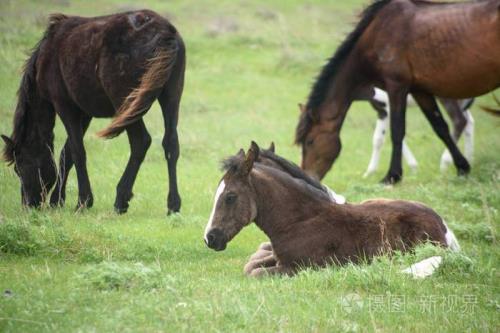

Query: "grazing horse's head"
<box><xmin>2</xmin><ymin>135</ymin><xmax>56</xmax><ymax>207</ymax></box>
<box><xmin>204</xmin><ymin>142</ymin><xmax>260</xmax><ymax>251</ymax></box>
<box><xmin>295</xmin><ymin>104</ymin><xmax>341</xmax><ymax>180</ymax></box>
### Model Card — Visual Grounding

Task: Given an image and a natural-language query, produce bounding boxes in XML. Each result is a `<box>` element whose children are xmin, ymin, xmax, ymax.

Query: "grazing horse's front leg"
<box><xmin>114</xmin><ymin>119</ymin><xmax>152</xmax><ymax>214</ymax></box>
<box><xmin>50</xmin><ymin>116</ymin><xmax>92</xmax><ymax>207</ymax></box>
<box><xmin>56</xmin><ymin>105</ymin><xmax>93</xmax><ymax>209</ymax></box>
<box><xmin>412</xmin><ymin>92</ymin><xmax>470</xmax><ymax>176</ymax></box>
<box><xmin>381</xmin><ymin>86</ymin><xmax>408</xmax><ymax>184</ymax></box>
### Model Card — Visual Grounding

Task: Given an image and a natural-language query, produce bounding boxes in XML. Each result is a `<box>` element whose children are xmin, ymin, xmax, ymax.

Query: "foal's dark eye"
<box><xmin>225</xmin><ymin>193</ymin><xmax>237</xmax><ymax>205</ymax></box>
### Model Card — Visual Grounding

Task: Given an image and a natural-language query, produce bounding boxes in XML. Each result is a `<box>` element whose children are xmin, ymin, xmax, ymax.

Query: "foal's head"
<box><xmin>295</xmin><ymin>104</ymin><xmax>341</xmax><ymax>180</ymax></box>
<box><xmin>2</xmin><ymin>135</ymin><xmax>56</xmax><ymax>206</ymax></box>
<box><xmin>204</xmin><ymin>142</ymin><xmax>260</xmax><ymax>251</ymax></box>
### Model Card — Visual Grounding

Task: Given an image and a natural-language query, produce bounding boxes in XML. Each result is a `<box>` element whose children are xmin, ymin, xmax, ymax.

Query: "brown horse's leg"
<box><xmin>381</xmin><ymin>86</ymin><xmax>408</xmax><ymax>184</ymax></box>
<box><xmin>412</xmin><ymin>92</ymin><xmax>470</xmax><ymax>175</ymax></box>
<box><xmin>50</xmin><ymin>116</ymin><xmax>92</xmax><ymax>207</ymax></box>
<box><xmin>439</xmin><ymin>98</ymin><xmax>467</xmax><ymax>142</ymax></box>
<box><xmin>113</xmin><ymin>119</ymin><xmax>152</xmax><ymax>214</ymax></box>
<box><xmin>56</xmin><ymin>104</ymin><xmax>94</xmax><ymax>210</ymax></box>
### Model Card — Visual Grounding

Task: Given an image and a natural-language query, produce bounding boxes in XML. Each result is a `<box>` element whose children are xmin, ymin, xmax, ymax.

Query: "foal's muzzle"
<box><xmin>205</xmin><ymin>228</ymin><xmax>227</xmax><ymax>251</ymax></box>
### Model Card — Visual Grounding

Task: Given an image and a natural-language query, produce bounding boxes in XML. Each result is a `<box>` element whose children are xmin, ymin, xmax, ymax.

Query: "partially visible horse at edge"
<box><xmin>295</xmin><ymin>0</ymin><xmax>500</xmax><ymax>183</ymax></box>
<box><xmin>204</xmin><ymin>142</ymin><xmax>460</xmax><ymax>277</ymax></box>
<box><xmin>2</xmin><ymin>10</ymin><xmax>185</xmax><ymax>214</ymax></box>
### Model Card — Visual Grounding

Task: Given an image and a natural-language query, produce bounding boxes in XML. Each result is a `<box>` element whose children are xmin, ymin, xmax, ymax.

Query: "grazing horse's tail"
<box><xmin>97</xmin><ymin>44</ymin><xmax>179</xmax><ymax>139</ymax></box>
<box><xmin>401</xmin><ymin>220</ymin><xmax>460</xmax><ymax>279</ymax></box>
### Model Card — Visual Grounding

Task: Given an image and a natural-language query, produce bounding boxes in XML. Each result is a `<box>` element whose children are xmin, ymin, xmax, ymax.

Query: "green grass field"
<box><xmin>0</xmin><ymin>0</ymin><xmax>499</xmax><ymax>332</ymax></box>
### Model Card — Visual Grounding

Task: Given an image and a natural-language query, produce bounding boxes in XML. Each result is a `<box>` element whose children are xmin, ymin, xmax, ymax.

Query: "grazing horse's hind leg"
<box><xmin>411</xmin><ymin>92</ymin><xmax>470</xmax><ymax>176</ymax></box>
<box><xmin>50</xmin><ymin>116</ymin><xmax>92</xmax><ymax>207</ymax></box>
<box><xmin>114</xmin><ymin>119</ymin><xmax>152</xmax><ymax>214</ymax></box>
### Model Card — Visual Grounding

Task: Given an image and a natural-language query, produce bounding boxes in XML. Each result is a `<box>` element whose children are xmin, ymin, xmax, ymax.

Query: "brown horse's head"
<box><xmin>295</xmin><ymin>104</ymin><xmax>340</xmax><ymax>180</ymax></box>
<box><xmin>204</xmin><ymin>142</ymin><xmax>260</xmax><ymax>251</ymax></box>
<box><xmin>2</xmin><ymin>135</ymin><xmax>56</xmax><ymax>207</ymax></box>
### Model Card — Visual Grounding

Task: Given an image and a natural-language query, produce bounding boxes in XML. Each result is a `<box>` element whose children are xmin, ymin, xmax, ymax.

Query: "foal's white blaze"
<box><xmin>204</xmin><ymin>180</ymin><xmax>226</xmax><ymax>242</ymax></box>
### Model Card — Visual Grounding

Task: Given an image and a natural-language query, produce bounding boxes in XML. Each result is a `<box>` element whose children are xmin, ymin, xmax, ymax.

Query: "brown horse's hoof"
<box><xmin>380</xmin><ymin>173</ymin><xmax>401</xmax><ymax>185</ymax></box>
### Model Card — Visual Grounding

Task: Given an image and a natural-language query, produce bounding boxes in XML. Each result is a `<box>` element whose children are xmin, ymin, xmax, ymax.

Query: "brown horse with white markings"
<box><xmin>204</xmin><ymin>142</ymin><xmax>459</xmax><ymax>277</ymax></box>
<box><xmin>296</xmin><ymin>0</ymin><xmax>500</xmax><ymax>183</ymax></box>
<box><xmin>2</xmin><ymin>10</ymin><xmax>185</xmax><ymax>214</ymax></box>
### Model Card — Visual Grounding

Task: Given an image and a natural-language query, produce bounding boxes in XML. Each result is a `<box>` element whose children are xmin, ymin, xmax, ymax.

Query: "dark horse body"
<box><xmin>2</xmin><ymin>10</ymin><xmax>185</xmax><ymax>213</ymax></box>
<box><xmin>296</xmin><ymin>0</ymin><xmax>500</xmax><ymax>183</ymax></box>
<box><xmin>204</xmin><ymin>142</ymin><xmax>459</xmax><ymax>277</ymax></box>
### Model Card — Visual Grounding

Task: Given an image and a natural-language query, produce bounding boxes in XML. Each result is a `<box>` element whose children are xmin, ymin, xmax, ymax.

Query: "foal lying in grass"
<box><xmin>204</xmin><ymin>142</ymin><xmax>459</xmax><ymax>277</ymax></box>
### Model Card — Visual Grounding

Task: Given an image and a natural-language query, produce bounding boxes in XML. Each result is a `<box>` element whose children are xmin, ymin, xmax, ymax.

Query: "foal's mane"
<box><xmin>221</xmin><ymin>149</ymin><xmax>327</xmax><ymax>194</ymax></box>
<box><xmin>3</xmin><ymin>14</ymin><xmax>67</xmax><ymax>164</ymax></box>
<box><xmin>295</xmin><ymin>0</ymin><xmax>391</xmax><ymax>144</ymax></box>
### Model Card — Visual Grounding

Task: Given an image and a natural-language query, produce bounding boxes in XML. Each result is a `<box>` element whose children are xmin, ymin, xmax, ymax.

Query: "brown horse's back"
<box><xmin>360</xmin><ymin>0</ymin><xmax>500</xmax><ymax>98</ymax></box>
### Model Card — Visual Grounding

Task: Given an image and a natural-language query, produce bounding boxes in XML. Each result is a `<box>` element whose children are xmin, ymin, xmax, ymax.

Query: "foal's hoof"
<box><xmin>380</xmin><ymin>173</ymin><xmax>402</xmax><ymax>185</ymax></box>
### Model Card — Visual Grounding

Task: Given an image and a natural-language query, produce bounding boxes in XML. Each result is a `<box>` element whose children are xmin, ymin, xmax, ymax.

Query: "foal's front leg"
<box><xmin>249</xmin><ymin>264</ymin><xmax>294</xmax><ymax>278</ymax></box>
<box><xmin>114</xmin><ymin>120</ymin><xmax>151</xmax><ymax>214</ymax></box>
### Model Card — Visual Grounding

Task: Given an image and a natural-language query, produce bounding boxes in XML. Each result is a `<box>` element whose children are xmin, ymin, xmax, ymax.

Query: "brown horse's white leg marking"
<box><xmin>204</xmin><ymin>180</ymin><xmax>225</xmax><ymax>243</ymax></box>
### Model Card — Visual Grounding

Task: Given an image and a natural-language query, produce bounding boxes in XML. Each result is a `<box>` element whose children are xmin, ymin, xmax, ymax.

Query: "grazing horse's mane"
<box><xmin>295</xmin><ymin>0</ymin><xmax>391</xmax><ymax>144</ymax></box>
<box><xmin>221</xmin><ymin>149</ymin><xmax>327</xmax><ymax>193</ymax></box>
<box><xmin>3</xmin><ymin>14</ymin><xmax>67</xmax><ymax>164</ymax></box>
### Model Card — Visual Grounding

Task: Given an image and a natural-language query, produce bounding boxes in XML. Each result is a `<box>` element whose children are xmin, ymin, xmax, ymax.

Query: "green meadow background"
<box><xmin>0</xmin><ymin>0</ymin><xmax>498</xmax><ymax>332</ymax></box>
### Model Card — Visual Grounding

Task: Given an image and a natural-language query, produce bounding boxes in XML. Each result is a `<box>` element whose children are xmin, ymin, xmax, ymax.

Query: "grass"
<box><xmin>0</xmin><ymin>0</ymin><xmax>499</xmax><ymax>332</ymax></box>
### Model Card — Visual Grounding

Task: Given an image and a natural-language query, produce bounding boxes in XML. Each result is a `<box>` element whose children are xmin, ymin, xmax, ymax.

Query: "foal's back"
<box><xmin>353</xmin><ymin>198</ymin><xmax>447</xmax><ymax>250</ymax></box>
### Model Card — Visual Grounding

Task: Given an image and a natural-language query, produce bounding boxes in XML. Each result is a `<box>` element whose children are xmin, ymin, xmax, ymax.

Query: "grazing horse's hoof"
<box><xmin>75</xmin><ymin>195</ymin><xmax>93</xmax><ymax>211</ymax></box>
<box><xmin>167</xmin><ymin>193</ymin><xmax>181</xmax><ymax>215</ymax></box>
<box><xmin>380</xmin><ymin>173</ymin><xmax>401</xmax><ymax>185</ymax></box>
<box><xmin>114</xmin><ymin>191</ymin><xmax>133</xmax><ymax>214</ymax></box>
<box><xmin>49</xmin><ymin>193</ymin><xmax>65</xmax><ymax>208</ymax></box>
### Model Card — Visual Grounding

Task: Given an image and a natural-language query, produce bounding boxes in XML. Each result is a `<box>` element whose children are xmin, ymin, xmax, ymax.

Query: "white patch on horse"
<box><xmin>401</xmin><ymin>256</ymin><xmax>443</xmax><ymax>279</ymax></box>
<box><xmin>204</xmin><ymin>180</ymin><xmax>226</xmax><ymax>242</ymax></box>
<box><xmin>373</xmin><ymin>87</ymin><xmax>389</xmax><ymax>104</ymax></box>
<box><xmin>324</xmin><ymin>185</ymin><xmax>346</xmax><ymax>204</ymax></box>
<box><xmin>442</xmin><ymin>220</ymin><xmax>460</xmax><ymax>252</ymax></box>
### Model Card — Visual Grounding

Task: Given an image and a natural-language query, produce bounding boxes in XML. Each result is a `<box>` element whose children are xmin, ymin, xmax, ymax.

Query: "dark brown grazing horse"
<box><xmin>295</xmin><ymin>0</ymin><xmax>500</xmax><ymax>183</ymax></box>
<box><xmin>204</xmin><ymin>142</ymin><xmax>459</xmax><ymax>277</ymax></box>
<box><xmin>1</xmin><ymin>10</ymin><xmax>185</xmax><ymax>214</ymax></box>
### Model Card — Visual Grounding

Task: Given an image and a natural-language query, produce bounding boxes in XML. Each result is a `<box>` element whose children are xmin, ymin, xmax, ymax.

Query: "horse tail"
<box><xmin>97</xmin><ymin>42</ymin><xmax>179</xmax><ymax>139</ymax></box>
<box><xmin>2</xmin><ymin>14</ymin><xmax>66</xmax><ymax>164</ymax></box>
<box><xmin>480</xmin><ymin>94</ymin><xmax>500</xmax><ymax>116</ymax></box>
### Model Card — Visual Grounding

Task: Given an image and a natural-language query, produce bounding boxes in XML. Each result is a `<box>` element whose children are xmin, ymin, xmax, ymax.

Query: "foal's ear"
<box><xmin>241</xmin><ymin>141</ymin><xmax>260</xmax><ymax>175</ymax></box>
<box><xmin>237</xmin><ymin>148</ymin><xmax>245</xmax><ymax>158</ymax></box>
<box><xmin>268</xmin><ymin>142</ymin><xmax>275</xmax><ymax>153</ymax></box>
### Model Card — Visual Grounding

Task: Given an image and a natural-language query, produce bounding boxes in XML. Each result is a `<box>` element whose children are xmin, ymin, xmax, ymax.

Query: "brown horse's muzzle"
<box><xmin>205</xmin><ymin>228</ymin><xmax>227</xmax><ymax>251</ymax></box>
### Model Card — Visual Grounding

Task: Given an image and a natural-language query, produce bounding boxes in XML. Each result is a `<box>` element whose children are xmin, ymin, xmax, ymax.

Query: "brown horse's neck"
<box><xmin>316</xmin><ymin>57</ymin><xmax>363</xmax><ymax>132</ymax></box>
<box><xmin>250</xmin><ymin>166</ymin><xmax>334</xmax><ymax>243</ymax></box>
